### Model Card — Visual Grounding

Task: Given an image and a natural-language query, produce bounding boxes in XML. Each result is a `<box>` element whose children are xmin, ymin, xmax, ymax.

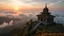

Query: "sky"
<box><xmin>0</xmin><ymin>0</ymin><xmax>64</xmax><ymax>10</ymax></box>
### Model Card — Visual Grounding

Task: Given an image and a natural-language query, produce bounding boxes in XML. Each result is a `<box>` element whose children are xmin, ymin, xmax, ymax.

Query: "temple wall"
<box><xmin>41</xmin><ymin>32</ymin><xmax>64</xmax><ymax>36</ymax></box>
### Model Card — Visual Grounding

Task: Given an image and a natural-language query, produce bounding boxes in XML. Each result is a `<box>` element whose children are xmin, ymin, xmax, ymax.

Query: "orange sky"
<box><xmin>0</xmin><ymin>5</ymin><xmax>64</xmax><ymax>11</ymax></box>
<box><xmin>0</xmin><ymin>0</ymin><xmax>64</xmax><ymax>11</ymax></box>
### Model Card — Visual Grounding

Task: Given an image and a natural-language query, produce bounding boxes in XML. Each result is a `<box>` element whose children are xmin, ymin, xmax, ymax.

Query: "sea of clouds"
<box><xmin>51</xmin><ymin>11</ymin><xmax>64</xmax><ymax>24</ymax></box>
<box><xmin>0</xmin><ymin>11</ymin><xmax>64</xmax><ymax>28</ymax></box>
<box><xmin>0</xmin><ymin>10</ymin><xmax>64</xmax><ymax>34</ymax></box>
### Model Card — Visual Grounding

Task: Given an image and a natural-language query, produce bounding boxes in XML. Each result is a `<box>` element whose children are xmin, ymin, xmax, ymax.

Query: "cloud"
<box><xmin>0</xmin><ymin>0</ymin><xmax>12</xmax><ymax>4</ymax></box>
<box><xmin>5</xmin><ymin>11</ymin><xmax>17</xmax><ymax>14</ymax></box>
<box><xmin>0</xmin><ymin>12</ymin><xmax>37</xmax><ymax>28</ymax></box>
<box><xmin>50</xmin><ymin>11</ymin><xmax>64</xmax><ymax>24</ymax></box>
<box><xmin>0</xmin><ymin>0</ymin><xmax>64</xmax><ymax>7</ymax></box>
<box><xmin>0</xmin><ymin>20</ymin><xmax>13</xmax><ymax>28</ymax></box>
<box><xmin>49</xmin><ymin>0</ymin><xmax>64</xmax><ymax>6</ymax></box>
<box><xmin>0</xmin><ymin>0</ymin><xmax>62</xmax><ymax>6</ymax></box>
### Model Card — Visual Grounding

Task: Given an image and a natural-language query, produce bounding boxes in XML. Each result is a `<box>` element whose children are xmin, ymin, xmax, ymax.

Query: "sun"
<box><xmin>14</xmin><ymin>7</ymin><xmax>19</xmax><ymax>11</ymax></box>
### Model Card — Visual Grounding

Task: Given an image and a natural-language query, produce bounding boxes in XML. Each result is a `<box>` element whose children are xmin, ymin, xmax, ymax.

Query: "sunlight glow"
<box><xmin>14</xmin><ymin>7</ymin><xmax>19</xmax><ymax>11</ymax></box>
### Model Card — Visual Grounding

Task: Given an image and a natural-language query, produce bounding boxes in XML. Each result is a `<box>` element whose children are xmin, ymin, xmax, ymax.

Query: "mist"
<box><xmin>51</xmin><ymin>11</ymin><xmax>64</xmax><ymax>24</ymax></box>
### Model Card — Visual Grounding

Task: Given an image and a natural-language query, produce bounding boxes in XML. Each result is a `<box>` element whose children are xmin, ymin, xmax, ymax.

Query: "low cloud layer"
<box><xmin>0</xmin><ymin>11</ymin><xmax>64</xmax><ymax>28</ymax></box>
<box><xmin>0</xmin><ymin>20</ymin><xmax>13</xmax><ymax>28</ymax></box>
<box><xmin>51</xmin><ymin>11</ymin><xmax>64</xmax><ymax>24</ymax></box>
<box><xmin>0</xmin><ymin>10</ymin><xmax>64</xmax><ymax>34</ymax></box>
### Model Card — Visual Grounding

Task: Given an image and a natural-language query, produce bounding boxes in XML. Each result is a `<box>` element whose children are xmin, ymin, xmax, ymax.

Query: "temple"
<box><xmin>37</xmin><ymin>4</ymin><xmax>55</xmax><ymax>24</ymax></box>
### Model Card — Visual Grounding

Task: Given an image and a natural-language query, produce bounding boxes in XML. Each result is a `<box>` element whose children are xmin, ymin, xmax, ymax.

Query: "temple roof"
<box><xmin>43</xmin><ymin>4</ymin><xmax>49</xmax><ymax>13</ymax></box>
